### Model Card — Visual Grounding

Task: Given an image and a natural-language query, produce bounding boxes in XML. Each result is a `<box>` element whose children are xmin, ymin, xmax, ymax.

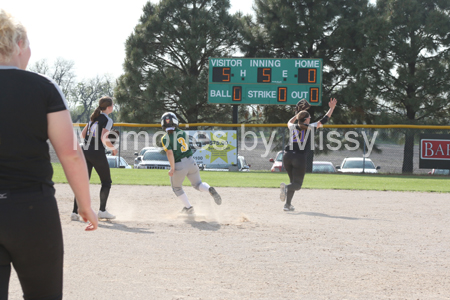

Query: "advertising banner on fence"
<box><xmin>419</xmin><ymin>134</ymin><xmax>450</xmax><ymax>169</ymax></box>
<box><xmin>186</xmin><ymin>130</ymin><xmax>238</xmax><ymax>168</ymax></box>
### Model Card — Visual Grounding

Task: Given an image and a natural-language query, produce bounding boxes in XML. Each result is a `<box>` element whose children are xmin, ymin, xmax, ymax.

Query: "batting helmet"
<box><xmin>161</xmin><ymin>112</ymin><xmax>179</xmax><ymax>130</ymax></box>
<box><xmin>295</xmin><ymin>99</ymin><xmax>311</xmax><ymax>114</ymax></box>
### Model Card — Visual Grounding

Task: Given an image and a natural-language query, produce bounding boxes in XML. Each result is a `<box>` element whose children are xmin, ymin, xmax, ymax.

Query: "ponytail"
<box><xmin>90</xmin><ymin>107</ymin><xmax>102</xmax><ymax>122</ymax></box>
<box><xmin>295</xmin><ymin>110</ymin><xmax>310</xmax><ymax>131</ymax></box>
<box><xmin>90</xmin><ymin>96</ymin><xmax>113</xmax><ymax>122</ymax></box>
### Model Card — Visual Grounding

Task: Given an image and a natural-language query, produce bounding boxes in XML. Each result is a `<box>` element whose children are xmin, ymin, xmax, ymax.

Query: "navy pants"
<box><xmin>282</xmin><ymin>150</ymin><xmax>307</xmax><ymax>206</ymax></box>
<box><xmin>0</xmin><ymin>185</ymin><xmax>63</xmax><ymax>300</ymax></box>
<box><xmin>73</xmin><ymin>148</ymin><xmax>112</xmax><ymax>213</ymax></box>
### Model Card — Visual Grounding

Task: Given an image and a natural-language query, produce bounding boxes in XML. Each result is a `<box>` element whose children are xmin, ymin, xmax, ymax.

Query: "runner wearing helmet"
<box><xmin>160</xmin><ymin>112</ymin><xmax>222</xmax><ymax>213</ymax></box>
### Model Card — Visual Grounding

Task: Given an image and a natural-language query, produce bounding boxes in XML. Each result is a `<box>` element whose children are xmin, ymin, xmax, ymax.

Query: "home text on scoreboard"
<box><xmin>208</xmin><ymin>58</ymin><xmax>323</xmax><ymax>106</ymax></box>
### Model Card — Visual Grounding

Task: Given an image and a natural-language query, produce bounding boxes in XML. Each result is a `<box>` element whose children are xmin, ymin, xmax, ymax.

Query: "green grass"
<box><xmin>51</xmin><ymin>163</ymin><xmax>450</xmax><ymax>193</ymax></box>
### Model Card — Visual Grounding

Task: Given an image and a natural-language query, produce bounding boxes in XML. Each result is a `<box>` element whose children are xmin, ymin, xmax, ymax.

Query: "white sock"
<box><xmin>198</xmin><ymin>182</ymin><xmax>210</xmax><ymax>192</ymax></box>
<box><xmin>178</xmin><ymin>193</ymin><xmax>192</xmax><ymax>208</ymax></box>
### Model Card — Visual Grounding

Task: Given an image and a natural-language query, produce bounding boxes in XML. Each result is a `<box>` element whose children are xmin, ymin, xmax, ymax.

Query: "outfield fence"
<box><xmin>49</xmin><ymin>124</ymin><xmax>450</xmax><ymax>175</ymax></box>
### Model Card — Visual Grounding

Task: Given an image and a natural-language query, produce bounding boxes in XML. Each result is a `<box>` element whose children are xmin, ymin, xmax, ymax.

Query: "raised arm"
<box><xmin>325</xmin><ymin>98</ymin><xmax>337</xmax><ymax>118</ymax></box>
<box><xmin>47</xmin><ymin>110</ymin><xmax>98</xmax><ymax>231</ymax></box>
<box><xmin>317</xmin><ymin>98</ymin><xmax>337</xmax><ymax>127</ymax></box>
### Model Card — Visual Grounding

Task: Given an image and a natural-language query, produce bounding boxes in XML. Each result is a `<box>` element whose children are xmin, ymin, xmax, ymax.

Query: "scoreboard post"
<box><xmin>208</xmin><ymin>58</ymin><xmax>323</xmax><ymax>106</ymax></box>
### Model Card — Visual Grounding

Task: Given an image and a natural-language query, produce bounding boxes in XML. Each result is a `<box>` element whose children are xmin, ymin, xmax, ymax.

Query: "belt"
<box><xmin>1</xmin><ymin>184</ymin><xmax>43</xmax><ymax>195</ymax></box>
<box><xmin>175</xmin><ymin>156</ymin><xmax>192</xmax><ymax>163</ymax></box>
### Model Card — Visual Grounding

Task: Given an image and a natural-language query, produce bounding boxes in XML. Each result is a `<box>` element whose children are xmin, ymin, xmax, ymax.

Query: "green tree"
<box><xmin>238</xmin><ymin>0</ymin><xmax>377</xmax><ymax>171</ymax></box>
<box><xmin>28</xmin><ymin>58</ymin><xmax>76</xmax><ymax>102</ymax></box>
<box><xmin>115</xmin><ymin>0</ymin><xmax>242</xmax><ymax>124</ymax></box>
<box><xmin>366</xmin><ymin>0</ymin><xmax>450</xmax><ymax>173</ymax></box>
<box><xmin>239</xmin><ymin>0</ymin><xmax>374</xmax><ymax>125</ymax></box>
<box><xmin>70</xmin><ymin>75</ymin><xmax>116</xmax><ymax>123</ymax></box>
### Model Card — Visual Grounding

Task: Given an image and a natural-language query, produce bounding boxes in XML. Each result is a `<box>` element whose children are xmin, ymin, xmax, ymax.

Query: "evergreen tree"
<box><xmin>238</xmin><ymin>0</ymin><xmax>374</xmax><ymax>171</ymax></box>
<box><xmin>239</xmin><ymin>0</ymin><xmax>373</xmax><ymax>125</ymax></box>
<box><xmin>115</xmin><ymin>0</ymin><xmax>242</xmax><ymax>124</ymax></box>
<box><xmin>367</xmin><ymin>0</ymin><xmax>450</xmax><ymax>173</ymax></box>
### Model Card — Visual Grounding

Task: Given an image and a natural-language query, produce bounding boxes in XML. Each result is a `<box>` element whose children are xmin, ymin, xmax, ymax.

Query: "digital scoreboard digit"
<box><xmin>298</xmin><ymin>68</ymin><xmax>317</xmax><ymax>84</ymax></box>
<box><xmin>208</xmin><ymin>58</ymin><xmax>322</xmax><ymax>106</ymax></box>
<box><xmin>257</xmin><ymin>68</ymin><xmax>272</xmax><ymax>83</ymax></box>
<box><xmin>212</xmin><ymin>67</ymin><xmax>231</xmax><ymax>82</ymax></box>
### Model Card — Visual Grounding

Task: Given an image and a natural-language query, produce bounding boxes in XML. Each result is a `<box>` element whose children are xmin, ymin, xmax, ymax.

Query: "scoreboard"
<box><xmin>208</xmin><ymin>58</ymin><xmax>322</xmax><ymax>106</ymax></box>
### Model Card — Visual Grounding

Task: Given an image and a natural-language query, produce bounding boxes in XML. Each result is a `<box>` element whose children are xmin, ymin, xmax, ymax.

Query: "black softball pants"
<box><xmin>0</xmin><ymin>185</ymin><xmax>63</xmax><ymax>300</ymax></box>
<box><xmin>73</xmin><ymin>148</ymin><xmax>112</xmax><ymax>213</ymax></box>
<box><xmin>282</xmin><ymin>150</ymin><xmax>307</xmax><ymax>206</ymax></box>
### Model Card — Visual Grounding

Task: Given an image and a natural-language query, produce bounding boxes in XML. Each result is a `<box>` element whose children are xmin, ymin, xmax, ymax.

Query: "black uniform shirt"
<box><xmin>84</xmin><ymin>113</ymin><xmax>113</xmax><ymax>151</ymax></box>
<box><xmin>0</xmin><ymin>66</ymin><xmax>68</xmax><ymax>189</ymax></box>
<box><xmin>285</xmin><ymin>121</ymin><xmax>319</xmax><ymax>153</ymax></box>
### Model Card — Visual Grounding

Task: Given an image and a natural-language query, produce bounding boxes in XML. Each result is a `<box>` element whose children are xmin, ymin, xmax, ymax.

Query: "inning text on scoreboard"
<box><xmin>207</xmin><ymin>58</ymin><xmax>323</xmax><ymax>105</ymax></box>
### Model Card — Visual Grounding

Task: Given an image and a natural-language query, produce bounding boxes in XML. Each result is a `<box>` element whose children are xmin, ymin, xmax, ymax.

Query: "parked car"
<box><xmin>269</xmin><ymin>151</ymin><xmax>284</xmax><ymax>172</ymax></box>
<box><xmin>428</xmin><ymin>169</ymin><xmax>450</xmax><ymax>175</ymax></box>
<box><xmin>134</xmin><ymin>147</ymin><xmax>159</xmax><ymax>168</ymax></box>
<box><xmin>201</xmin><ymin>155</ymin><xmax>250</xmax><ymax>172</ymax></box>
<box><xmin>312</xmin><ymin>161</ymin><xmax>336</xmax><ymax>173</ymax></box>
<box><xmin>136</xmin><ymin>148</ymin><xmax>170</xmax><ymax>169</ymax></box>
<box><xmin>188</xmin><ymin>132</ymin><xmax>211</xmax><ymax>154</ymax></box>
<box><xmin>270</xmin><ymin>152</ymin><xmax>337</xmax><ymax>173</ymax></box>
<box><xmin>106</xmin><ymin>155</ymin><xmax>132</xmax><ymax>169</ymax></box>
<box><xmin>336</xmin><ymin>157</ymin><xmax>380</xmax><ymax>173</ymax></box>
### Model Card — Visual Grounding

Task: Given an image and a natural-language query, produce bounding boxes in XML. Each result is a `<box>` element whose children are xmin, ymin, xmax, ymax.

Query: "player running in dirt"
<box><xmin>160</xmin><ymin>112</ymin><xmax>222</xmax><ymax>213</ymax></box>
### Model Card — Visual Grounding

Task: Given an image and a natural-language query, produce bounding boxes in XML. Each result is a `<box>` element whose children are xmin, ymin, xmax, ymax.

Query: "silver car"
<box><xmin>134</xmin><ymin>147</ymin><xmax>159</xmax><ymax>168</ymax></box>
<box><xmin>136</xmin><ymin>148</ymin><xmax>170</xmax><ymax>169</ymax></box>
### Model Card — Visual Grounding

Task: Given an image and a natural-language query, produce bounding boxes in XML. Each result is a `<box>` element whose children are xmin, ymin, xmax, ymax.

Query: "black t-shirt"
<box><xmin>0</xmin><ymin>66</ymin><xmax>68</xmax><ymax>189</ymax></box>
<box><xmin>84</xmin><ymin>113</ymin><xmax>113</xmax><ymax>151</ymax></box>
<box><xmin>284</xmin><ymin>121</ymin><xmax>317</xmax><ymax>153</ymax></box>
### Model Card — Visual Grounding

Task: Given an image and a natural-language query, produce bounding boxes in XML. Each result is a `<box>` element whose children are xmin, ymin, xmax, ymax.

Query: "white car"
<box><xmin>106</xmin><ymin>155</ymin><xmax>132</xmax><ymax>169</ymax></box>
<box><xmin>136</xmin><ymin>148</ymin><xmax>170</xmax><ymax>170</ymax></box>
<box><xmin>336</xmin><ymin>157</ymin><xmax>380</xmax><ymax>173</ymax></box>
<box><xmin>134</xmin><ymin>147</ymin><xmax>159</xmax><ymax>168</ymax></box>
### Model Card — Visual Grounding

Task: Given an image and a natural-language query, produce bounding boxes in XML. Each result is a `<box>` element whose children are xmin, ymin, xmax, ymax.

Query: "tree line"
<box><xmin>114</xmin><ymin>0</ymin><xmax>450</xmax><ymax>173</ymax></box>
<box><xmin>28</xmin><ymin>58</ymin><xmax>117</xmax><ymax>123</ymax></box>
<box><xmin>34</xmin><ymin>0</ymin><xmax>450</xmax><ymax>173</ymax></box>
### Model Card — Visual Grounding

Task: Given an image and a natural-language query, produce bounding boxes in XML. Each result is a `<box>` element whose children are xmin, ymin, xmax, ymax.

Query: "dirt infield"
<box><xmin>8</xmin><ymin>184</ymin><xmax>450</xmax><ymax>299</ymax></box>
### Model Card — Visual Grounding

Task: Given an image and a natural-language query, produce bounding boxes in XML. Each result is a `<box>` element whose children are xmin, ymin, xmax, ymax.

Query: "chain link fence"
<box><xmin>48</xmin><ymin>124</ymin><xmax>450</xmax><ymax>175</ymax></box>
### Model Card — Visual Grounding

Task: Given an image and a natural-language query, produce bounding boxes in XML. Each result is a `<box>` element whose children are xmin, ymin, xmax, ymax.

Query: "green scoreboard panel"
<box><xmin>208</xmin><ymin>58</ymin><xmax>323</xmax><ymax>106</ymax></box>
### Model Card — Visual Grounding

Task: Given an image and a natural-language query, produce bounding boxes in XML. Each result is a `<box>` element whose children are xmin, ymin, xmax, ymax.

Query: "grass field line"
<box><xmin>51</xmin><ymin>163</ymin><xmax>450</xmax><ymax>193</ymax></box>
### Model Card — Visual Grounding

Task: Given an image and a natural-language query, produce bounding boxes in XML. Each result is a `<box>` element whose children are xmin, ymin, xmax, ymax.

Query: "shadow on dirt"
<box><xmin>97</xmin><ymin>221</ymin><xmax>155</xmax><ymax>234</ymax></box>
<box><xmin>289</xmin><ymin>211</ymin><xmax>376</xmax><ymax>221</ymax></box>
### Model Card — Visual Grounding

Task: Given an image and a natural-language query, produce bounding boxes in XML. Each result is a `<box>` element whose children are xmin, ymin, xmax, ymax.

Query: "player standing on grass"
<box><xmin>160</xmin><ymin>112</ymin><xmax>222</xmax><ymax>213</ymax></box>
<box><xmin>280</xmin><ymin>98</ymin><xmax>337</xmax><ymax>211</ymax></box>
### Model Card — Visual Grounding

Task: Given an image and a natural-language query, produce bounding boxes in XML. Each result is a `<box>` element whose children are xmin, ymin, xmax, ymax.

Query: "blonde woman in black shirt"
<box><xmin>0</xmin><ymin>9</ymin><xmax>97</xmax><ymax>300</ymax></box>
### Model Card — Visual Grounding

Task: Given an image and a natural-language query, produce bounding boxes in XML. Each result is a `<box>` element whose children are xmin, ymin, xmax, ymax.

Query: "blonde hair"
<box><xmin>0</xmin><ymin>9</ymin><xmax>29</xmax><ymax>63</ymax></box>
<box><xmin>90</xmin><ymin>96</ymin><xmax>113</xmax><ymax>122</ymax></box>
<box><xmin>295</xmin><ymin>110</ymin><xmax>310</xmax><ymax>130</ymax></box>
